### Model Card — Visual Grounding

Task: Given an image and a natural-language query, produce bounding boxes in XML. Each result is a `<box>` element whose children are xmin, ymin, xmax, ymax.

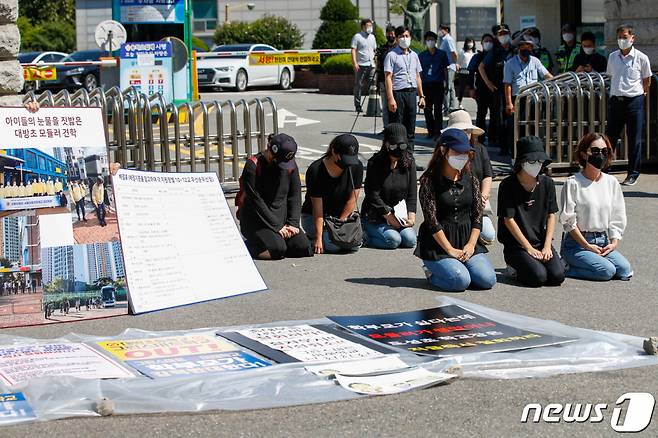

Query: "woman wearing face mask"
<box><xmin>302</xmin><ymin>134</ymin><xmax>363</xmax><ymax>254</ymax></box>
<box><xmin>415</xmin><ymin>128</ymin><xmax>496</xmax><ymax>292</ymax></box>
<box><xmin>361</xmin><ymin>123</ymin><xmax>417</xmax><ymax>249</ymax></box>
<box><xmin>560</xmin><ymin>133</ymin><xmax>632</xmax><ymax>281</ymax></box>
<box><xmin>457</xmin><ymin>38</ymin><xmax>476</xmax><ymax>106</ymax></box>
<box><xmin>498</xmin><ymin>136</ymin><xmax>564</xmax><ymax>287</ymax></box>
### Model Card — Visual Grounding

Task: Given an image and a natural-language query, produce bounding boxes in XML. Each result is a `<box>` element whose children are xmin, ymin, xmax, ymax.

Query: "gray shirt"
<box><xmin>351</xmin><ymin>31</ymin><xmax>377</xmax><ymax>66</ymax></box>
<box><xmin>384</xmin><ymin>46</ymin><xmax>423</xmax><ymax>90</ymax></box>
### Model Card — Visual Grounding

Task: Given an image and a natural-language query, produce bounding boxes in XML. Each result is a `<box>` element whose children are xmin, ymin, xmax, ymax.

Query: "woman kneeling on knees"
<box><xmin>498</xmin><ymin>136</ymin><xmax>565</xmax><ymax>287</ymax></box>
<box><xmin>361</xmin><ymin>123</ymin><xmax>417</xmax><ymax>249</ymax></box>
<box><xmin>238</xmin><ymin>133</ymin><xmax>313</xmax><ymax>260</ymax></box>
<box><xmin>302</xmin><ymin>134</ymin><xmax>363</xmax><ymax>253</ymax></box>
<box><xmin>560</xmin><ymin>133</ymin><xmax>632</xmax><ymax>281</ymax></box>
<box><xmin>415</xmin><ymin>128</ymin><xmax>496</xmax><ymax>292</ymax></box>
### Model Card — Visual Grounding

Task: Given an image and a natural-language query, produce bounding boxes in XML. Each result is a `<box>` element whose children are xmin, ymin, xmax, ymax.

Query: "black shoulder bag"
<box><xmin>323</xmin><ymin>167</ymin><xmax>363</xmax><ymax>250</ymax></box>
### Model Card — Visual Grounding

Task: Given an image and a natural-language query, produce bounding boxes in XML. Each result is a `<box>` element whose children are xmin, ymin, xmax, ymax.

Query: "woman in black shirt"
<box><xmin>497</xmin><ymin>136</ymin><xmax>564</xmax><ymax>287</ymax></box>
<box><xmin>415</xmin><ymin>128</ymin><xmax>496</xmax><ymax>291</ymax></box>
<box><xmin>302</xmin><ymin>134</ymin><xmax>363</xmax><ymax>253</ymax></box>
<box><xmin>238</xmin><ymin>133</ymin><xmax>313</xmax><ymax>260</ymax></box>
<box><xmin>361</xmin><ymin>123</ymin><xmax>417</xmax><ymax>249</ymax></box>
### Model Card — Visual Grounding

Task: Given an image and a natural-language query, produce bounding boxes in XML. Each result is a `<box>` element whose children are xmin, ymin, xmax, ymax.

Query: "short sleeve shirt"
<box><xmin>302</xmin><ymin>159</ymin><xmax>363</xmax><ymax>217</ymax></box>
<box><xmin>351</xmin><ymin>31</ymin><xmax>377</xmax><ymax>66</ymax></box>
<box><xmin>503</xmin><ymin>55</ymin><xmax>549</xmax><ymax>96</ymax></box>
<box><xmin>439</xmin><ymin>33</ymin><xmax>457</xmax><ymax>71</ymax></box>
<box><xmin>384</xmin><ymin>46</ymin><xmax>423</xmax><ymax>90</ymax></box>
<box><xmin>419</xmin><ymin>49</ymin><xmax>450</xmax><ymax>83</ymax></box>
<box><xmin>606</xmin><ymin>47</ymin><xmax>652</xmax><ymax>97</ymax></box>
<box><xmin>497</xmin><ymin>174</ymin><xmax>558</xmax><ymax>249</ymax></box>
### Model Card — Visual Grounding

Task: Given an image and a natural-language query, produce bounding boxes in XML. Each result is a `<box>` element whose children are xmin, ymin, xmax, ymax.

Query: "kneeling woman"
<box><xmin>238</xmin><ymin>133</ymin><xmax>313</xmax><ymax>260</ymax></box>
<box><xmin>302</xmin><ymin>134</ymin><xmax>363</xmax><ymax>253</ymax></box>
<box><xmin>415</xmin><ymin>128</ymin><xmax>496</xmax><ymax>292</ymax></box>
<box><xmin>560</xmin><ymin>133</ymin><xmax>632</xmax><ymax>281</ymax></box>
<box><xmin>497</xmin><ymin>136</ymin><xmax>565</xmax><ymax>287</ymax></box>
<box><xmin>361</xmin><ymin>123</ymin><xmax>417</xmax><ymax>249</ymax></box>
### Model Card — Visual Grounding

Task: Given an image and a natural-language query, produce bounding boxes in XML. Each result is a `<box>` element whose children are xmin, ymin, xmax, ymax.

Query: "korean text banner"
<box><xmin>249</xmin><ymin>53</ymin><xmax>321</xmax><ymax>66</ymax></box>
<box><xmin>0</xmin><ymin>107</ymin><xmax>106</xmax><ymax>149</ymax></box>
<box><xmin>97</xmin><ymin>334</ymin><xmax>237</xmax><ymax>361</ymax></box>
<box><xmin>328</xmin><ymin>304</ymin><xmax>577</xmax><ymax>356</ymax></box>
<box><xmin>117</xmin><ymin>0</ymin><xmax>185</xmax><ymax>24</ymax></box>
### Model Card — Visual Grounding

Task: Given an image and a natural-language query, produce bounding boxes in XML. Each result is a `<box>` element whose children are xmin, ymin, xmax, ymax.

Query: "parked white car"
<box><xmin>196</xmin><ymin>43</ymin><xmax>294</xmax><ymax>92</ymax></box>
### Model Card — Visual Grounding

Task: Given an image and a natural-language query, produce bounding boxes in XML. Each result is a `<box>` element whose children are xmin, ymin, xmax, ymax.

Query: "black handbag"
<box><xmin>323</xmin><ymin>167</ymin><xmax>362</xmax><ymax>249</ymax></box>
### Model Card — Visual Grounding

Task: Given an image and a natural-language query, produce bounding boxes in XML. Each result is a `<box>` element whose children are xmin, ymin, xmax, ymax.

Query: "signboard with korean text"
<box><xmin>329</xmin><ymin>305</ymin><xmax>577</xmax><ymax>357</ymax></box>
<box><xmin>249</xmin><ymin>53</ymin><xmax>321</xmax><ymax>66</ymax></box>
<box><xmin>0</xmin><ymin>107</ymin><xmax>106</xmax><ymax>149</ymax></box>
<box><xmin>23</xmin><ymin>66</ymin><xmax>57</xmax><ymax>82</ymax></box>
<box><xmin>120</xmin><ymin>42</ymin><xmax>173</xmax><ymax>103</ymax></box>
<box><xmin>115</xmin><ymin>0</ymin><xmax>185</xmax><ymax>24</ymax></box>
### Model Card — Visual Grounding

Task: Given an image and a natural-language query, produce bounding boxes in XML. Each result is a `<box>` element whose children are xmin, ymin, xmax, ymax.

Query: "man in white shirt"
<box><xmin>438</xmin><ymin>24</ymin><xmax>458</xmax><ymax>113</ymax></box>
<box><xmin>351</xmin><ymin>18</ymin><xmax>377</xmax><ymax>113</ymax></box>
<box><xmin>605</xmin><ymin>24</ymin><xmax>652</xmax><ymax>186</ymax></box>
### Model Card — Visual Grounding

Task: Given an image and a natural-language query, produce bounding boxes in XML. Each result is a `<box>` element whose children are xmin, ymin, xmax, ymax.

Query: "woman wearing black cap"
<box><xmin>302</xmin><ymin>134</ymin><xmax>363</xmax><ymax>254</ymax></box>
<box><xmin>497</xmin><ymin>136</ymin><xmax>565</xmax><ymax>287</ymax></box>
<box><xmin>415</xmin><ymin>128</ymin><xmax>496</xmax><ymax>291</ymax></box>
<box><xmin>361</xmin><ymin>123</ymin><xmax>417</xmax><ymax>249</ymax></box>
<box><xmin>237</xmin><ymin>133</ymin><xmax>313</xmax><ymax>260</ymax></box>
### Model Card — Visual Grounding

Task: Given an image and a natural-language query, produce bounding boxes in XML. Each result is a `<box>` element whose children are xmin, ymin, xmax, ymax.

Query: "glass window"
<box><xmin>25</xmin><ymin>151</ymin><xmax>37</xmax><ymax>169</ymax></box>
<box><xmin>38</xmin><ymin>156</ymin><xmax>46</xmax><ymax>170</ymax></box>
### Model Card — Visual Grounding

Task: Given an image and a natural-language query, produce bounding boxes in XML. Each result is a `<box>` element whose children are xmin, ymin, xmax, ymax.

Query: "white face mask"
<box><xmin>618</xmin><ymin>38</ymin><xmax>633</xmax><ymax>50</ymax></box>
<box><xmin>466</xmin><ymin>43</ymin><xmax>474</xmax><ymax>49</ymax></box>
<box><xmin>562</xmin><ymin>33</ymin><xmax>574</xmax><ymax>43</ymax></box>
<box><xmin>365</xmin><ymin>26</ymin><xmax>373</xmax><ymax>34</ymax></box>
<box><xmin>583</xmin><ymin>47</ymin><xmax>595</xmax><ymax>55</ymax></box>
<box><xmin>522</xmin><ymin>162</ymin><xmax>543</xmax><ymax>178</ymax></box>
<box><xmin>447</xmin><ymin>154</ymin><xmax>469</xmax><ymax>171</ymax></box>
<box><xmin>398</xmin><ymin>37</ymin><xmax>411</xmax><ymax>49</ymax></box>
<box><xmin>426</xmin><ymin>40</ymin><xmax>436</xmax><ymax>49</ymax></box>
<box><xmin>497</xmin><ymin>34</ymin><xmax>510</xmax><ymax>45</ymax></box>
<box><xmin>439</xmin><ymin>30</ymin><xmax>446</xmax><ymax>38</ymax></box>
<box><xmin>482</xmin><ymin>42</ymin><xmax>493</xmax><ymax>51</ymax></box>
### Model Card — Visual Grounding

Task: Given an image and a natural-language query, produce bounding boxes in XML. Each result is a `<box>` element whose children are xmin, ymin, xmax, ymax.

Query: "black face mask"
<box><xmin>587</xmin><ymin>153</ymin><xmax>605</xmax><ymax>169</ymax></box>
<box><xmin>389</xmin><ymin>148</ymin><xmax>403</xmax><ymax>158</ymax></box>
<box><xmin>386</xmin><ymin>35</ymin><xmax>395</xmax><ymax>43</ymax></box>
<box><xmin>520</xmin><ymin>49</ymin><xmax>531</xmax><ymax>58</ymax></box>
<box><xmin>335</xmin><ymin>156</ymin><xmax>347</xmax><ymax>169</ymax></box>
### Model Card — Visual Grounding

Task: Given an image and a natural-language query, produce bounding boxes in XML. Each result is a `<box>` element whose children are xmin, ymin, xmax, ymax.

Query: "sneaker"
<box><xmin>504</xmin><ymin>265</ymin><xmax>517</xmax><ymax>280</ymax></box>
<box><xmin>621</xmin><ymin>175</ymin><xmax>638</xmax><ymax>186</ymax></box>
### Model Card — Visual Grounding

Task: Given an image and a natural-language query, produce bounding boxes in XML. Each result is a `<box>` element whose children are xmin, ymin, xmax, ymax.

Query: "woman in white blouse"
<box><xmin>560</xmin><ymin>133</ymin><xmax>632</xmax><ymax>281</ymax></box>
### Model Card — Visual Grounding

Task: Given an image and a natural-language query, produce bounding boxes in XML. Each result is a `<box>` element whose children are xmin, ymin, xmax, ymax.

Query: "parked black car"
<box><xmin>35</xmin><ymin>50</ymin><xmax>105</xmax><ymax>92</ymax></box>
<box><xmin>18</xmin><ymin>51</ymin><xmax>68</xmax><ymax>92</ymax></box>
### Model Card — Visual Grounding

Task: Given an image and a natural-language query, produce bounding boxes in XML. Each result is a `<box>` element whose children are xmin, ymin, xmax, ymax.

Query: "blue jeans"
<box><xmin>480</xmin><ymin>216</ymin><xmax>496</xmax><ymax>244</ymax></box>
<box><xmin>606</xmin><ymin>95</ymin><xmax>644</xmax><ymax>177</ymax></box>
<box><xmin>301</xmin><ymin>214</ymin><xmax>359</xmax><ymax>253</ymax></box>
<box><xmin>362</xmin><ymin>218</ymin><xmax>417</xmax><ymax>249</ymax></box>
<box><xmin>423</xmin><ymin>253</ymin><xmax>497</xmax><ymax>292</ymax></box>
<box><xmin>561</xmin><ymin>232</ymin><xmax>633</xmax><ymax>281</ymax></box>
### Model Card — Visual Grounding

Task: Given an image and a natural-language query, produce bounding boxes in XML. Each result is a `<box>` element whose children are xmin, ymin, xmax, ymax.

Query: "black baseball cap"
<box><xmin>269</xmin><ymin>133</ymin><xmax>298</xmax><ymax>169</ymax></box>
<box><xmin>493</xmin><ymin>24</ymin><xmax>511</xmax><ymax>34</ymax></box>
<box><xmin>331</xmin><ymin>134</ymin><xmax>361</xmax><ymax>166</ymax></box>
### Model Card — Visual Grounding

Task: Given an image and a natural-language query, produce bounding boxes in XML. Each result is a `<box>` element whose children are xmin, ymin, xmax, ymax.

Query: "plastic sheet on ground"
<box><xmin>0</xmin><ymin>297</ymin><xmax>656</xmax><ymax>425</ymax></box>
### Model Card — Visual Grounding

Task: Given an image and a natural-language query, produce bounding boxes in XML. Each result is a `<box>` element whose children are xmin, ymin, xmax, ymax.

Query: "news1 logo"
<box><xmin>521</xmin><ymin>392</ymin><xmax>656</xmax><ymax>432</ymax></box>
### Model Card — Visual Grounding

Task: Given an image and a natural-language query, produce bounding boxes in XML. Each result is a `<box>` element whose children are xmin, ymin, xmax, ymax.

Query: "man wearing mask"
<box><xmin>605</xmin><ymin>24</ymin><xmax>652</xmax><ymax>186</ymax></box>
<box><xmin>515</xmin><ymin>27</ymin><xmax>553</xmax><ymax>72</ymax></box>
<box><xmin>572</xmin><ymin>32</ymin><xmax>607</xmax><ymax>73</ymax></box>
<box><xmin>470</xmin><ymin>33</ymin><xmax>495</xmax><ymax>144</ymax></box>
<box><xmin>479</xmin><ymin>24</ymin><xmax>514</xmax><ymax>151</ymax></box>
<box><xmin>419</xmin><ymin>31</ymin><xmax>450</xmax><ymax>138</ymax></box>
<box><xmin>556</xmin><ymin>23</ymin><xmax>581</xmax><ymax>73</ymax></box>
<box><xmin>384</xmin><ymin>26</ymin><xmax>425</xmax><ymax>156</ymax></box>
<box><xmin>438</xmin><ymin>24</ymin><xmax>458</xmax><ymax>114</ymax></box>
<box><xmin>503</xmin><ymin>38</ymin><xmax>553</xmax><ymax>155</ymax></box>
<box><xmin>376</xmin><ymin>25</ymin><xmax>398</xmax><ymax>127</ymax></box>
<box><xmin>351</xmin><ymin>18</ymin><xmax>377</xmax><ymax>113</ymax></box>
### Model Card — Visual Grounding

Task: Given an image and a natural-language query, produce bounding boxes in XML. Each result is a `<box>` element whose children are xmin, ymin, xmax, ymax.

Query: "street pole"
<box><xmin>371</xmin><ymin>0</ymin><xmax>375</xmax><ymax>21</ymax></box>
<box><xmin>225</xmin><ymin>3</ymin><xmax>230</xmax><ymax>23</ymax></box>
<box><xmin>386</xmin><ymin>0</ymin><xmax>390</xmax><ymax>24</ymax></box>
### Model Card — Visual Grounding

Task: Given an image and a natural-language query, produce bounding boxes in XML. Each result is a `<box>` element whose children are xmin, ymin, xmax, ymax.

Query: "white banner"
<box><xmin>0</xmin><ymin>107</ymin><xmax>106</xmax><ymax>149</ymax></box>
<box><xmin>0</xmin><ymin>195</ymin><xmax>62</xmax><ymax>211</ymax></box>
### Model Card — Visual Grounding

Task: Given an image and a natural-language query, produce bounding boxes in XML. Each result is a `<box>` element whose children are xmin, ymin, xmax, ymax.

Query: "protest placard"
<box><xmin>0</xmin><ymin>393</ymin><xmax>36</xmax><ymax>425</ymax></box>
<box><xmin>304</xmin><ymin>355</ymin><xmax>410</xmax><ymax>378</ymax></box>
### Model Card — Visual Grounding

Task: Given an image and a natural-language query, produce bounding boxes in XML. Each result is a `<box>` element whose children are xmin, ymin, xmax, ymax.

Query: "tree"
<box><xmin>214</xmin><ymin>15</ymin><xmax>304</xmax><ymax>50</ymax></box>
<box><xmin>17</xmin><ymin>0</ymin><xmax>77</xmax><ymax>53</ymax></box>
<box><xmin>312</xmin><ymin>0</ymin><xmax>360</xmax><ymax>49</ymax></box>
<box><xmin>19</xmin><ymin>0</ymin><xmax>75</xmax><ymax>23</ymax></box>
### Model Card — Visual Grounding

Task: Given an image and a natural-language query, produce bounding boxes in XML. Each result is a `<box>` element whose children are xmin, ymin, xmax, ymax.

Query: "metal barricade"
<box><xmin>22</xmin><ymin>88</ymin><xmax>279</xmax><ymax>185</ymax></box>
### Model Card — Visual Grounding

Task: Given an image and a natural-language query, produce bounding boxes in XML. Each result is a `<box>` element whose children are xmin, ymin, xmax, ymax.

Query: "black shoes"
<box><xmin>621</xmin><ymin>175</ymin><xmax>639</xmax><ymax>186</ymax></box>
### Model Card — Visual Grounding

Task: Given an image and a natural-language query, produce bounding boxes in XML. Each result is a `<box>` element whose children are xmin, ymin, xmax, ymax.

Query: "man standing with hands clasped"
<box><xmin>351</xmin><ymin>18</ymin><xmax>377</xmax><ymax>113</ymax></box>
<box><xmin>384</xmin><ymin>26</ymin><xmax>425</xmax><ymax>161</ymax></box>
<box><xmin>605</xmin><ymin>24</ymin><xmax>652</xmax><ymax>186</ymax></box>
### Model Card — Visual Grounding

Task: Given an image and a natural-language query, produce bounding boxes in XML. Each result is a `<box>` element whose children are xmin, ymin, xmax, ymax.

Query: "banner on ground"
<box><xmin>249</xmin><ymin>53</ymin><xmax>321</xmax><ymax>66</ymax></box>
<box><xmin>328</xmin><ymin>304</ymin><xmax>577</xmax><ymax>356</ymax></box>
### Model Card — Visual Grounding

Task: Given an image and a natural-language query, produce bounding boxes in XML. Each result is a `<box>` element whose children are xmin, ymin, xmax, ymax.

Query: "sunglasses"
<box><xmin>589</xmin><ymin>147</ymin><xmax>609</xmax><ymax>156</ymax></box>
<box><xmin>525</xmin><ymin>160</ymin><xmax>541</xmax><ymax>164</ymax></box>
<box><xmin>388</xmin><ymin>142</ymin><xmax>409</xmax><ymax>151</ymax></box>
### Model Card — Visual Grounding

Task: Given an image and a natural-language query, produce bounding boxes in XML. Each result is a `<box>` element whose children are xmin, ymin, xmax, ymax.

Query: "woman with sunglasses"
<box><xmin>361</xmin><ymin>123</ymin><xmax>417</xmax><ymax>249</ymax></box>
<box><xmin>415</xmin><ymin>128</ymin><xmax>496</xmax><ymax>291</ymax></box>
<box><xmin>497</xmin><ymin>136</ymin><xmax>565</xmax><ymax>287</ymax></box>
<box><xmin>560</xmin><ymin>133</ymin><xmax>632</xmax><ymax>281</ymax></box>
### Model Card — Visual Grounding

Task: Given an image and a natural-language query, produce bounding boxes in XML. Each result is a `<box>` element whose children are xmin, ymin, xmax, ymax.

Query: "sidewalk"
<box><xmin>73</xmin><ymin>209</ymin><xmax>120</xmax><ymax>244</ymax></box>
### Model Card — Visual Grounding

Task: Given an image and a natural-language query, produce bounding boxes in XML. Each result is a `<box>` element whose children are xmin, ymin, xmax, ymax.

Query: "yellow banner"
<box><xmin>23</xmin><ymin>66</ymin><xmax>57</xmax><ymax>81</ymax></box>
<box><xmin>97</xmin><ymin>334</ymin><xmax>237</xmax><ymax>361</ymax></box>
<box><xmin>249</xmin><ymin>53</ymin><xmax>321</xmax><ymax>66</ymax></box>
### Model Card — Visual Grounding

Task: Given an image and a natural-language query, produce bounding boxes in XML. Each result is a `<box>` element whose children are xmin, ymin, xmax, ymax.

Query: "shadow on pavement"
<box><xmin>345</xmin><ymin>276</ymin><xmax>428</xmax><ymax>289</ymax></box>
<box><xmin>622</xmin><ymin>191</ymin><xmax>658</xmax><ymax>199</ymax></box>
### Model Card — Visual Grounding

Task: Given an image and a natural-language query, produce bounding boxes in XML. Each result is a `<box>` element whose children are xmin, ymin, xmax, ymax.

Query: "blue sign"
<box><xmin>120</xmin><ymin>42</ymin><xmax>174</xmax><ymax>103</ymax></box>
<box><xmin>115</xmin><ymin>0</ymin><xmax>185</xmax><ymax>24</ymax></box>
<box><xmin>0</xmin><ymin>393</ymin><xmax>36</xmax><ymax>425</ymax></box>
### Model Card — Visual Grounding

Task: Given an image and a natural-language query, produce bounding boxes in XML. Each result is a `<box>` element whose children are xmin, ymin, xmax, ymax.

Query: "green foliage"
<box><xmin>319</xmin><ymin>0</ymin><xmax>359</xmax><ymax>21</ymax></box>
<box><xmin>373</xmin><ymin>24</ymin><xmax>386</xmax><ymax>46</ymax></box>
<box><xmin>410</xmin><ymin>39</ymin><xmax>425</xmax><ymax>54</ymax></box>
<box><xmin>322</xmin><ymin>54</ymin><xmax>354</xmax><ymax>75</ymax></box>
<box><xmin>18</xmin><ymin>0</ymin><xmax>76</xmax><ymax>52</ymax></box>
<box><xmin>192</xmin><ymin>36</ymin><xmax>209</xmax><ymax>52</ymax></box>
<box><xmin>19</xmin><ymin>0</ymin><xmax>75</xmax><ymax>23</ymax></box>
<box><xmin>213</xmin><ymin>15</ymin><xmax>304</xmax><ymax>50</ymax></box>
<box><xmin>389</xmin><ymin>0</ymin><xmax>407</xmax><ymax>16</ymax></box>
<box><xmin>312</xmin><ymin>20</ymin><xmax>360</xmax><ymax>50</ymax></box>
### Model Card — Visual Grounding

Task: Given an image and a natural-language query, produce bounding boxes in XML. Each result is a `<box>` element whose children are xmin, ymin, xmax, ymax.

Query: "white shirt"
<box><xmin>559</xmin><ymin>172</ymin><xmax>627</xmax><ymax>240</ymax></box>
<box><xmin>439</xmin><ymin>33</ymin><xmax>457</xmax><ymax>71</ymax></box>
<box><xmin>458</xmin><ymin>50</ymin><xmax>474</xmax><ymax>70</ymax></box>
<box><xmin>351</xmin><ymin>31</ymin><xmax>377</xmax><ymax>66</ymax></box>
<box><xmin>606</xmin><ymin>47</ymin><xmax>652</xmax><ymax>97</ymax></box>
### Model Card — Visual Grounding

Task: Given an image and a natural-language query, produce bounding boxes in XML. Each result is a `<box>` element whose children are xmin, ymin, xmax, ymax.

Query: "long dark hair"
<box><xmin>421</xmin><ymin>142</ymin><xmax>474</xmax><ymax>181</ymax></box>
<box><xmin>462</xmin><ymin>38</ymin><xmax>475</xmax><ymax>52</ymax></box>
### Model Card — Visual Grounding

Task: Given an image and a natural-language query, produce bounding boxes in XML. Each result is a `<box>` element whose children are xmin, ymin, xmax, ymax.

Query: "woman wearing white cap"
<box><xmin>442</xmin><ymin>110</ymin><xmax>495</xmax><ymax>244</ymax></box>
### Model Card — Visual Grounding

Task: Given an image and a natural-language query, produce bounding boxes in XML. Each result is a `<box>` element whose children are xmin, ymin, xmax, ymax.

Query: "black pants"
<box><xmin>503</xmin><ymin>95</ymin><xmax>525</xmax><ymax>155</ymax></box>
<box><xmin>475</xmin><ymin>88</ymin><xmax>496</xmax><ymax>144</ymax></box>
<box><xmin>504</xmin><ymin>246</ymin><xmax>565</xmax><ymax>287</ymax></box>
<box><xmin>75</xmin><ymin>199</ymin><xmax>86</xmax><ymax>219</ymax></box>
<box><xmin>491</xmin><ymin>89</ymin><xmax>505</xmax><ymax>149</ymax></box>
<box><xmin>244</xmin><ymin>228</ymin><xmax>313</xmax><ymax>260</ymax></box>
<box><xmin>606</xmin><ymin>95</ymin><xmax>645</xmax><ymax>177</ymax></box>
<box><xmin>423</xmin><ymin>81</ymin><xmax>444</xmax><ymax>137</ymax></box>
<box><xmin>389</xmin><ymin>89</ymin><xmax>417</xmax><ymax>151</ymax></box>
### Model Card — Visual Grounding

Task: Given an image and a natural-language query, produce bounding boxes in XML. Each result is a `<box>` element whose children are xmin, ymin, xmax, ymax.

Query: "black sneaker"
<box><xmin>355</xmin><ymin>106</ymin><xmax>363</xmax><ymax>113</ymax></box>
<box><xmin>621</xmin><ymin>175</ymin><xmax>638</xmax><ymax>186</ymax></box>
